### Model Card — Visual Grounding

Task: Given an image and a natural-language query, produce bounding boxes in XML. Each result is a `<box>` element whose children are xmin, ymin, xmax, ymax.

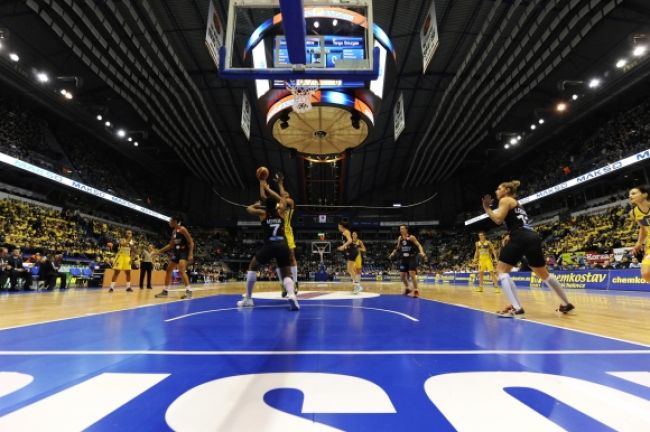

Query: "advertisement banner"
<box><xmin>420</xmin><ymin>0</ymin><xmax>439</xmax><ymax>72</ymax></box>
<box><xmin>424</xmin><ymin>270</ymin><xmax>649</xmax><ymax>291</ymax></box>
<box><xmin>393</xmin><ymin>92</ymin><xmax>405</xmax><ymax>140</ymax></box>
<box><xmin>205</xmin><ymin>0</ymin><xmax>225</xmax><ymax>69</ymax></box>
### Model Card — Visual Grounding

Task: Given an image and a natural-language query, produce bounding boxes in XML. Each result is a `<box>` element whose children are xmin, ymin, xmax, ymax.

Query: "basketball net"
<box><xmin>285</xmin><ymin>79</ymin><xmax>319</xmax><ymax>113</ymax></box>
<box><xmin>315</xmin><ymin>245</ymin><xmax>327</xmax><ymax>264</ymax></box>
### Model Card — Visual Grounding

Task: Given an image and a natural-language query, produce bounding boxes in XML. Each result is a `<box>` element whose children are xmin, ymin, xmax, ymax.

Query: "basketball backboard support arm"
<box><xmin>219</xmin><ymin>0</ymin><xmax>378</xmax><ymax>81</ymax></box>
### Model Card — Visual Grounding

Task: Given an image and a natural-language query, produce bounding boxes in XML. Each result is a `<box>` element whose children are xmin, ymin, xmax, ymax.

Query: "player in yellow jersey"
<box><xmin>472</xmin><ymin>231</ymin><xmax>500</xmax><ymax>293</ymax></box>
<box><xmin>629</xmin><ymin>185</ymin><xmax>650</xmax><ymax>283</ymax></box>
<box><xmin>352</xmin><ymin>231</ymin><xmax>366</xmax><ymax>282</ymax></box>
<box><xmin>275</xmin><ymin>173</ymin><xmax>299</xmax><ymax>297</ymax></box>
<box><xmin>109</xmin><ymin>230</ymin><xmax>134</xmax><ymax>292</ymax></box>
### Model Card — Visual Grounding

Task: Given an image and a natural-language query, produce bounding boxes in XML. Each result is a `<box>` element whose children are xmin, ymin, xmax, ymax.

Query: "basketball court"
<box><xmin>1</xmin><ymin>283</ymin><xmax>650</xmax><ymax>430</ymax></box>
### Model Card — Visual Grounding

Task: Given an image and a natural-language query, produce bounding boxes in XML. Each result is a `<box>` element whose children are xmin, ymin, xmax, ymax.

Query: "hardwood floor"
<box><xmin>1</xmin><ymin>282</ymin><xmax>649</xmax><ymax>346</ymax></box>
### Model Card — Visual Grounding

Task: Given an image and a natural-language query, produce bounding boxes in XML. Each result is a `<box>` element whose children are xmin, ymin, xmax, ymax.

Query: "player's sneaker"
<box><xmin>108</xmin><ymin>287</ymin><xmax>114</xmax><ymax>293</ymax></box>
<box><xmin>413</xmin><ymin>289</ymin><xmax>420</xmax><ymax>298</ymax></box>
<box><xmin>126</xmin><ymin>287</ymin><xmax>133</xmax><ymax>292</ymax></box>
<box><xmin>237</xmin><ymin>297</ymin><xmax>254</xmax><ymax>308</ymax></box>
<box><xmin>287</xmin><ymin>294</ymin><xmax>300</xmax><ymax>311</ymax></box>
<box><xmin>494</xmin><ymin>287</ymin><xmax>501</xmax><ymax>293</ymax></box>
<box><xmin>475</xmin><ymin>286</ymin><xmax>484</xmax><ymax>292</ymax></box>
<box><xmin>154</xmin><ymin>290</ymin><xmax>168</xmax><ymax>298</ymax></box>
<box><xmin>295</xmin><ymin>281</ymin><xmax>299</xmax><ymax>295</ymax></box>
<box><xmin>181</xmin><ymin>289</ymin><xmax>192</xmax><ymax>300</ymax></box>
<box><xmin>403</xmin><ymin>288</ymin><xmax>412</xmax><ymax>296</ymax></box>
<box><xmin>353</xmin><ymin>284</ymin><xmax>363</xmax><ymax>295</ymax></box>
<box><xmin>496</xmin><ymin>305</ymin><xmax>525</xmax><ymax>318</ymax></box>
<box><xmin>281</xmin><ymin>284</ymin><xmax>288</xmax><ymax>298</ymax></box>
<box><xmin>557</xmin><ymin>303</ymin><xmax>575</xmax><ymax>314</ymax></box>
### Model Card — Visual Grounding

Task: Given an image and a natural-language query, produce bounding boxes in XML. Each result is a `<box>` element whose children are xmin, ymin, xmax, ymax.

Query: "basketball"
<box><xmin>256</xmin><ymin>166</ymin><xmax>269</xmax><ymax>180</ymax></box>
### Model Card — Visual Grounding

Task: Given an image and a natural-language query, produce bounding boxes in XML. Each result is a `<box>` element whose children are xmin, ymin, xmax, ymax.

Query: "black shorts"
<box><xmin>345</xmin><ymin>245</ymin><xmax>359</xmax><ymax>262</ymax></box>
<box><xmin>499</xmin><ymin>228</ymin><xmax>545</xmax><ymax>268</ymax></box>
<box><xmin>399</xmin><ymin>257</ymin><xmax>418</xmax><ymax>273</ymax></box>
<box><xmin>255</xmin><ymin>241</ymin><xmax>291</xmax><ymax>268</ymax></box>
<box><xmin>171</xmin><ymin>249</ymin><xmax>189</xmax><ymax>263</ymax></box>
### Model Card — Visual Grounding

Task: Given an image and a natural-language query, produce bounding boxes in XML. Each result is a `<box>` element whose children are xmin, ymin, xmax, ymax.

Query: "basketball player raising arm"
<box><xmin>628</xmin><ymin>185</ymin><xmax>650</xmax><ymax>283</ymax></box>
<box><xmin>482</xmin><ymin>180</ymin><xmax>573</xmax><ymax>318</ymax></box>
<box><xmin>275</xmin><ymin>173</ymin><xmax>299</xmax><ymax>297</ymax></box>
<box><xmin>238</xmin><ymin>176</ymin><xmax>299</xmax><ymax>310</ymax></box>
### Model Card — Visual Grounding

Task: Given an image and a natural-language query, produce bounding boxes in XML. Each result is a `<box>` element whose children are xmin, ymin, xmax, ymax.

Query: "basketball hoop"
<box><xmin>285</xmin><ymin>79</ymin><xmax>319</xmax><ymax>113</ymax></box>
<box><xmin>311</xmin><ymin>241</ymin><xmax>331</xmax><ymax>264</ymax></box>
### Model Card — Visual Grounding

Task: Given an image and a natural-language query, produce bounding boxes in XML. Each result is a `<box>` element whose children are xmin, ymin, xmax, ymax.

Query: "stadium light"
<box><xmin>616</xmin><ymin>59</ymin><xmax>627</xmax><ymax>68</ymax></box>
<box><xmin>633</xmin><ymin>45</ymin><xmax>647</xmax><ymax>57</ymax></box>
<box><xmin>504</xmin><ymin>144</ymin><xmax>510</xmax><ymax>149</ymax></box>
<box><xmin>556</xmin><ymin>102</ymin><xmax>567</xmax><ymax>112</ymax></box>
<box><xmin>333</xmin><ymin>19</ymin><xmax>338</xmax><ymax>26</ymax></box>
<box><xmin>314</xmin><ymin>21</ymin><xmax>320</xmax><ymax>28</ymax></box>
<box><xmin>509</xmin><ymin>138</ymin><xmax>517</xmax><ymax>145</ymax></box>
<box><xmin>572</xmin><ymin>94</ymin><xmax>579</xmax><ymax>101</ymax></box>
<box><xmin>104</xmin><ymin>121</ymin><xmax>111</xmax><ymax>127</ymax></box>
<box><xmin>127</xmin><ymin>137</ymin><xmax>133</xmax><ymax>142</ymax></box>
<box><xmin>516</xmin><ymin>135</ymin><xmax>522</xmax><ymax>141</ymax></box>
<box><xmin>36</xmin><ymin>72</ymin><xmax>49</xmax><ymax>83</ymax></box>
<box><xmin>392</xmin><ymin>203</ymin><xmax>401</xmax><ymax>207</ymax></box>
<box><xmin>116</xmin><ymin>129</ymin><xmax>126</xmax><ymax>138</ymax></box>
<box><xmin>530</xmin><ymin>124</ymin><xmax>536</xmax><ymax>130</ymax></box>
<box><xmin>64</xmin><ymin>92</ymin><xmax>73</xmax><ymax>100</ymax></box>
<box><xmin>134</xmin><ymin>141</ymin><xmax>139</xmax><ymax>147</ymax></box>
<box><xmin>96</xmin><ymin>115</ymin><xmax>103</xmax><ymax>121</ymax></box>
<box><xmin>9</xmin><ymin>52</ymin><xmax>18</xmax><ymax>62</ymax></box>
<box><xmin>588</xmin><ymin>78</ymin><xmax>601</xmax><ymax>88</ymax></box>
<box><xmin>538</xmin><ymin>118</ymin><xmax>545</xmax><ymax>124</ymax></box>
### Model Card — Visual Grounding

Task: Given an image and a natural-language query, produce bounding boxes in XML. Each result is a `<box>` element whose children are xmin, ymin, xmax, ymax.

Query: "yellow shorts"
<box><xmin>354</xmin><ymin>254</ymin><xmax>363</xmax><ymax>270</ymax></box>
<box><xmin>479</xmin><ymin>257</ymin><xmax>494</xmax><ymax>272</ymax></box>
<box><xmin>113</xmin><ymin>254</ymin><xmax>131</xmax><ymax>271</ymax></box>
<box><xmin>285</xmin><ymin>231</ymin><xmax>296</xmax><ymax>250</ymax></box>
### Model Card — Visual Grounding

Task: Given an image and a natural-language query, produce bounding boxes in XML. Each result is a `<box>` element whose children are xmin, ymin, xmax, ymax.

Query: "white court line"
<box><xmin>0</xmin><ymin>350</ymin><xmax>649</xmax><ymax>356</ymax></box>
<box><xmin>165</xmin><ymin>304</ymin><xmax>419</xmax><ymax>322</ymax></box>
<box><xmin>418</xmin><ymin>296</ymin><xmax>650</xmax><ymax>349</ymax></box>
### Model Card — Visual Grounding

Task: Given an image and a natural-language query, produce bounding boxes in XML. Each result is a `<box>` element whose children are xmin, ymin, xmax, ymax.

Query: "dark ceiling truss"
<box><xmin>403</xmin><ymin>0</ymin><xmax>622</xmax><ymax>188</ymax></box>
<box><xmin>25</xmin><ymin>0</ymin><xmax>243</xmax><ymax>188</ymax></box>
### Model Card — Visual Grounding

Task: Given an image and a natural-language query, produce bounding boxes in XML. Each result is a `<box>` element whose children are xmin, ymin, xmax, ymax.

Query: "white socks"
<box><xmin>543</xmin><ymin>274</ymin><xmax>569</xmax><ymax>305</ymax></box>
<box><xmin>246</xmin><ymin>271</ymin><xmax>256</xmax><ymax>299</ymax></box>
<box><xmin>498</xmin><ymin>273</ymin><xmax>522</xmax><ymax>310</ymax></box>
<box><xmin>291</xmin><ymin>266</ymin><xmax>298</xmax><ymax>283</ymax></box>
<box><xmin>283</xmin><ymin>277</ymin><xmax>295</xmax><ymax>297</ymax></box>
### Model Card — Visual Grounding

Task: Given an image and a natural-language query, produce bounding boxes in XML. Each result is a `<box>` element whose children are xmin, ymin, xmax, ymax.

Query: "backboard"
<box><xmin>210</xmin><ymin>0</ymin><xmax>378</xmax><ymax>81</ymax></box>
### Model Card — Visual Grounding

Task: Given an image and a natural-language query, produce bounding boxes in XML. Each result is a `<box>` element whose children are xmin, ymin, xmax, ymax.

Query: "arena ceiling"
<box><xmin>1</xmin><ymin>0</ymin><xmax>650</xmax><ymax>207</ymax></box>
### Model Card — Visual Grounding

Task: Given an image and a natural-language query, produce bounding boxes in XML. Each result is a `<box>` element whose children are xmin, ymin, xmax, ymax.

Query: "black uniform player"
<box><xmin>390</xmin><ymin>225</ymin><xmax>426</xmax><ymax>298</ymax></box>
<box><xmin>238</xmin><ymin>177</ymin><xmax>299</xmax><ymax>311</ymax></box>
<box><xmin>482</xmin><ymin>180</ymin><xmax>574</xmax><ymax>318</ymax></box>
<box><xmin>154</xmin><ymin>217</ymin><xmax>194</xmax><ymax>299</ymax></box>
<box><xmin>337</xmin><ymin>222</ymin><xmax>362</xmax><ymax>294</ymax></box>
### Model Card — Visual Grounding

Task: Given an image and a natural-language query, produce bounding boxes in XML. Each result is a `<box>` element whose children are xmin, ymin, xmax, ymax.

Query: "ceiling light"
<box><xmin>516</xmin><ymin>135</ymin><xmax>522</xmax><ymax>141</ymax></box>
<box><xmin>504</xmin><ymin>144</ymin><xmax>510</xmax><ymax>149</ymax></box>
<box><xmin>538</xmin><ymin>118</ymin><xmax>545</xmax><ymax>124</ymax></box>
<box><xmin>60</xmin><ymin>89</ymin><xmax>67</xmax><ymax>95</ymax></box>
<box><xmin>36</xmin><ymin>72</ymin><xmax>49</xmax><ymax>83</ymax></box>
<box><xmin>392</xmin><ymin>203</ymin><xmax>402</xmax><ymax>207</ymax></box>
<box><xmin>116</xmin><ymin>129</ymin><xmax>126</xmax><ymax>138</ymax></box>
<box><xmin>105</xmin><ymin>121</ymin><xmax>111</xmax><ymax>127</ymax></box>
<box><xmin>127</xmin><ymin>137</ymin><xmax>132</xmax><ymax>142</ymax></box>
<box><xmin>314</xmin><ymin>21</ymin><xmax>320</xmax><ymax>28</ymax></box>
<box><xmin>64</xmin><ymin>92</ymin><xmax>73</xmax><ymax>99</ymax></box>
<box><xmin>556</xmin><ymin>102</ymin><xmax>567</xmax><ymax>112</ymax></box>
<box><xmin>616</xmin><ymin>59</ymin><xmax>627</xmax><ymax>68</ymax></box>
<box><xmin>333</xmin><ymin>19</ymin><xmax>338</xmax><ymax>26</ymax></box>
<box><xmin>134</xmin><ymin>141</ymin><xmax>139</xmax><ymax>147</ymax></box>
<box><xmin>509</xmin><ymin>138</ymin><xmax>517</xmax><ymax>145</ymax></box>
<box><xmin>572</xmin><ymin>94</ymin><xmax>578</xmax><ymax>101</ymax></box>
<box><xmin>96</xmin><ymin>115</ymin><xmax>103</xmax><ymax>121</ymax></box>
<box><xmin>530</xmin><ymin>124</ymin><xmax>536</xmax><ymax>130</ymax></box>
<box><xmin>9</xmin><ymin>52</ymin><xmax>19</xmax><ymax>62</ymax></box>
<box><xmin>633</xmin><ymin>45</ymin><xmax>647</xmax><ymax>57</ymax></box>
<box><xmin>588</xmin><ymin>78</ymin><xmax>600</xmax><ymax>88</ymax></box>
